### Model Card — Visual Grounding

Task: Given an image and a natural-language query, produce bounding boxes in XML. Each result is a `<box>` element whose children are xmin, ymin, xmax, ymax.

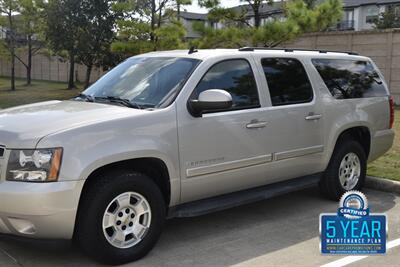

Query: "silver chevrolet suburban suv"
<box><xmin>0</xmin><ymin>48</ymin><xmax>394</xmax><ymax>264</ymax></box>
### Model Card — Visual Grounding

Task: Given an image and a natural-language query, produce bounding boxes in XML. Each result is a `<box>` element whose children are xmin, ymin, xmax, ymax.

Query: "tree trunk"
<box><xmin>177</xmin><ymin>2</ymin><xmax>181</xmax><ymax>21</ymax></box>
<box><xmin>27</xmin><ymin>35</ymin><xmax>32</xmax><ymax>86</ymax></box>
<box><xmin>254</xmin><ymin>9</ymin><xmax>261</xmax><ymax>28</ymax></box>
<box><xmin>84</xmin><ymin>65</ymin><xmax>92</xmax><ymax>89</ymax></box>
<box><xmin>157</xmin><ymin>7</ymin><xmax>162</xmax><ymax>28</ymax></box>
<box><xmin>10</xmin><ymin>55</ymin><xmax>15</xmax><ymax>91</ymax></box>
<box><xmin>250</xmin><ymin>1</ymin><xmax>262</xmax><ymax>28</ymax></box>
<box><xmin>8</xmin><ymin>12</ymin><xmax>15</xmax><ymax>91</ymax></box>
<box><xmin>68</xmin><ymin>51</ymin><xmax>75</xmax><ymax>89</ymax></box>
<box><xmin>150</xmin><ymin>0</ymin><xmax>156</xmax><ymax>42</ymax></box>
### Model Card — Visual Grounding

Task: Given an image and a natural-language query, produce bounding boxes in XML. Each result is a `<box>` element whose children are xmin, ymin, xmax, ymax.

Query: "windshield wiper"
<box><xmin>75</xmin><ymin>93</ymin><xmax>95</xmax><ymax>102</ymax></box>
<box><xmin>95</xmin><ymin>96</ymin><xmax>141</xmax><ymax>109</ymax></box>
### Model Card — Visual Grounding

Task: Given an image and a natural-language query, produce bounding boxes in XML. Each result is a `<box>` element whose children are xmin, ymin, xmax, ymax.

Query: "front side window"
<box><xmin>192</xmin><ymin>59</ymin><xmax>260</xmax><ymax>111</ymax></box>
<box><xmin>261</xmin><ymin>58</ymin><xmax>313</xmax><ymax>106</ymax></box>
<box><xmin>312</xmin><ymin>59</ymin><xmax>387</xmax><ymax>99</ymax></box>
<box><xmin>83</xmin><ymin>57</ymin><xmax>200</xmax><ymax>108</ymax></box>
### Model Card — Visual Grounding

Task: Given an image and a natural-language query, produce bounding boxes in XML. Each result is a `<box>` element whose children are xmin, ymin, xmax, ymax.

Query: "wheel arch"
<box><xmin>73</xmin><ymin>157</ymin><xmax>172</xmax><ymax>240</ymax></box>
<box><xmin>331</xmin><ymin>126</ymin><xmax>371</xmax><ymax>161</ymax></box>
<box><xmin>80</xmin><ymin>157</ymin><xmax>171</xmax><ymax>206</ymax></box>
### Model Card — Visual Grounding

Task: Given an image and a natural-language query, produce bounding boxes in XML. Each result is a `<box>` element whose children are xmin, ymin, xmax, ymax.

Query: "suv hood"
<box><xmin>0</xmin><ymin>100</ymin><xmax>139</xmax><ymax>148</ymax></box>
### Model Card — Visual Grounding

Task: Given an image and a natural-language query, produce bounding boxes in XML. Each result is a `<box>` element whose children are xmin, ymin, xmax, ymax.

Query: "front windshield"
<box><xmin>83</xmin><ymin>57</ymin><xmax>200</xmax><ymax>108</ymax></box>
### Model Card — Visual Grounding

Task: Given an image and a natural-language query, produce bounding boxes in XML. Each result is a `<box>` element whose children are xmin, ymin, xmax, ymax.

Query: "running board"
<box><xmin>168</xmin><ymin>174</ymin><xmax>321</xmax><ymax>218</ymax></box>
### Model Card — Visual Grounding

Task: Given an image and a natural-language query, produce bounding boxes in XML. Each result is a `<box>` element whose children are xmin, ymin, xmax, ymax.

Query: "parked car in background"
<box><xmin>0</xmin><ymin>48</ymin><xmax>394</xmax><ymax>265</ymax></box>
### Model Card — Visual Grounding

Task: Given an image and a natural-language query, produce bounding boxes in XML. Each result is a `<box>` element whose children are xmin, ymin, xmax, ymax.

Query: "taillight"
<box><xmin>389</xmin><ymin>96</ymin><xmax>394</xmax><ymax>129</ymax></box>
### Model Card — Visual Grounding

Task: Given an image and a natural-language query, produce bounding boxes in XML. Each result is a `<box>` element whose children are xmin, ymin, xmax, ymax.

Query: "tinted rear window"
<box><xmin>312</xmin><ymin>59</ymin><xmax>387</xmax><ymax>99</ymax></box>
<box><xmin>261</xmin><ymin>58</ymin><xmax>313</xmax><ymax>106</ymax></box>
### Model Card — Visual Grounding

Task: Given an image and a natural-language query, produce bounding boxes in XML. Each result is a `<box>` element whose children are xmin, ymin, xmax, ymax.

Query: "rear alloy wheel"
<box><xmin>338</xmin><ymin>152</ymin><xmax>361</xmax><ymax>190</ymax></box>
<box><xmin>319</xmin><ymin>139</ymin><xmax>366</xmax><ymax>200</ymax></box>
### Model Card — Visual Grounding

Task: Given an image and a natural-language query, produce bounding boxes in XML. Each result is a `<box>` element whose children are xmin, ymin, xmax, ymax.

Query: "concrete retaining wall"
<box><xmin>0</xmin><ymin>53</ymin><xmax>105</xmax><ymax>84</ymax></box>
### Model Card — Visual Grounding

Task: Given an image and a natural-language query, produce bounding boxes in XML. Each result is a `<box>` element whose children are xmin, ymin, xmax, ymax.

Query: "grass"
<box><xmin>0</xmin><ymin>77</ymin><xmax>81</xmax><ymax>109</ymax></box>
<box><xmin>0</xmin><ymin>77</ymin><xmax>398</xmax><ymax>181</ymax></box>
<box><xmin>367</xmin><ymin>109</ymin><xmax>400</xmax><ymax>181</ymax></box>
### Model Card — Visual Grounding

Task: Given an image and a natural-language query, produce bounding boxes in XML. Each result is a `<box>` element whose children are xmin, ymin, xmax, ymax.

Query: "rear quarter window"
<box><xmin>312</xmin><ymin>59</ymin><xmax>388</xmax><ymax>99</ymax></box>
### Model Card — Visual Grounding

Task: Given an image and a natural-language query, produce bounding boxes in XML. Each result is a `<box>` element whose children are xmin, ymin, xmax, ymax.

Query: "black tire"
<box><xmin>319</xmin><ymin>138</ymin><xmax>367</xmax><ymax>200</ymax></box>
<box><xmin>75</xmin><ymin>171</ymin><xmax>166</xmax><ymax>265</ymax></box>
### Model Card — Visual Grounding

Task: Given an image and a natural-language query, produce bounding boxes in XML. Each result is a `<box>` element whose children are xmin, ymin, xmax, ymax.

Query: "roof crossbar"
<box><xmin>238</xmin><ymin>47</ymin><xmax>358</xmax><ymax>55</ymax></box>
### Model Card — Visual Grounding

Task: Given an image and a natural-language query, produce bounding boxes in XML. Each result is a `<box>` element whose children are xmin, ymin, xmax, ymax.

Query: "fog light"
<box><xmin>8</xmin><ymin>218</ymin><xmax>36</xmax><ymax>235</ymax></box>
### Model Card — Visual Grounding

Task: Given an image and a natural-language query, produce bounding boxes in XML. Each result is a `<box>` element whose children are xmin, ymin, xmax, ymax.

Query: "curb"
<box><xmin>365</xmin><ymin>176</ymin><xmax>400</xmax><ymax>194</ymax></box>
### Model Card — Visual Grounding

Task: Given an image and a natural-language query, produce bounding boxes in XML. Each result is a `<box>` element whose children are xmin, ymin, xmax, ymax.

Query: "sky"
<box><xmin>185</xmin><ymin>0</ymin><xmax>243</xmax><ymax>13</ymax></box>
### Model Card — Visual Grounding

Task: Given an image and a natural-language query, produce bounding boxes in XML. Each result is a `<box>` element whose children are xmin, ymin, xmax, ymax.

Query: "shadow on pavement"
<box><xmin>0</xmin><ymin>187</ymin><xmax>396</xmax><ymax>266</ymax></box>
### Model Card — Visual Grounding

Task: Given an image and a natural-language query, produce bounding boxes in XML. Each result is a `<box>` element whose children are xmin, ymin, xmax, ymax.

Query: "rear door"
<box><xmin>250</xmin><ymin>55</ymin><xmax>326</xmax><ymax>180</ymax></box>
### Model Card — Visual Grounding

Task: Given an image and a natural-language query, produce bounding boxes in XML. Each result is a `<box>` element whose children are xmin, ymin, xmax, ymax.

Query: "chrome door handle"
<box><xmin>246</xmin><ymin>120</ymin><xmax>268</xmax><ymax>129</ymax></box>
<box><xmin>305</xmin><ymin>114</ymin><xmax>322</xmax><ymax>121</ymax></box>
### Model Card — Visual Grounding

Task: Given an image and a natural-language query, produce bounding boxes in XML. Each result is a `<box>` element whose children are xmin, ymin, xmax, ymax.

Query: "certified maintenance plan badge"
<box><xmin>320</xmin><ymin>191</ymin><xmax>387</xmax><ymax>254</ymax></box>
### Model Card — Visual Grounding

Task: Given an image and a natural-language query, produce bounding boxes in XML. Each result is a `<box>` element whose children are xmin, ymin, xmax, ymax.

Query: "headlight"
<box><xmin>6</xmin><ymin>148</ymin><xmax>63</xmax><ymax>182</ymax></box>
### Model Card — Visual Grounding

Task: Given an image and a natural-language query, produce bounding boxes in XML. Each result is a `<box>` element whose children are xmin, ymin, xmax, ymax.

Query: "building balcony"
<box><xmin>330</xmin><ymin>20</ymin><xmax>355</xmax><ymax>31</ymax></box>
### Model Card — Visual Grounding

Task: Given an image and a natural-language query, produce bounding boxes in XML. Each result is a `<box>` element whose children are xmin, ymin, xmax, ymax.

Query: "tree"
<box><xmin>374</xmin><ymin>7</ymin><xmax>400</xmax><ymax>29</ymax></box>
<box><xmin>241</xmin><ymin>0</ymin><xmax>271</xmax><ymax>28</ymax></box>
<box><xmin>193</xmin><ymin>0</ymin><xmax>343</xmax><ymax>48</ymax></box>
<box><xmin>285</xmin><ymin>0</ymin><xmax>343</xmax><ymax>33</ymax></box>
<box><xmin>112</xmin><ymin>0</ymin><xmax>187</xmax><ymax>56</ymax></box>
<box><xmin>76</xmin><ymin>0</ymin><xmax>121</xmax><ymax>88</ymax></box>
<box><xmin>15</xmin><ymin>0</ymin><xmax>45</xmax><ymax>86</ymax></box>
<box><xmin>192</xmin><ymin>22</ymin><xmax>250</xmax><ymax>48</ymax></box>
<box><xmin>155</xmin><ymin>19</ymin><xmax>187</xmax><ymax>50</ymax></box>
<box><xmin>45</xmin><ymin>0</ymin><xmax>120</xmax><ymax>89</ymax></box>
<box><xmin>176</xmin><ymin>0</ymin><xmax>192</xmax><ymax>20</ymax></box>
<box><xmin>0</xmin><ymin>0</ymin><xmax>20</xmax><ymax>91</ymax></box>
<box><xmin>200</xmin><ymin>0</ymin><xmax>273</xmax><ymax>28</ymax></box>
<box><xmin>45</xmin><ymin>0</ymin><xmax>86</xmax><ymax>89</ymax></box>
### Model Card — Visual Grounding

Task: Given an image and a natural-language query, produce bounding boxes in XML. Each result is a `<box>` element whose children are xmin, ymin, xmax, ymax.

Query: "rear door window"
<box><xmin>261</xmin><ymin>58</ymin><xmax>314</xmax><ymax>106</ymax></box>
<box><xmin>312</xmin><ymin>59</ymin><xmax>387</xmax><ymax>99</ymax></box>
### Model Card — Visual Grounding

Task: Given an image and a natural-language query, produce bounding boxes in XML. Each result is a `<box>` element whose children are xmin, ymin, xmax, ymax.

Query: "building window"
<box><xmin>366</xmin><ymin>6</ymin><xmax>379</xmax><ymax>24</ymax></box>
<box><xmin>391</xmin><ymin>4</ymin><xmax>400</xmax><ymax>16</ymax></box>
<box><xmin>344</xmin><ymin>9</ymin><xmax>354</xmax><ymax>21</ymax></box>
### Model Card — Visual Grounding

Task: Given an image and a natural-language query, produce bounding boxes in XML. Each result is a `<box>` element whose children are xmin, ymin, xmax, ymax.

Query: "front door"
<box><xmin>176</xmin><ymin>57</ymin><xmax>271</xmax><ymax>202</ymax></box>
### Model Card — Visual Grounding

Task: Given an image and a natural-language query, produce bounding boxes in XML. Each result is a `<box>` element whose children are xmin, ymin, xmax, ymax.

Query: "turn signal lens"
<box><xmin>48</xmin><ymin>148</ymin><xmax>63</xmax><ymax>181</ymax></box>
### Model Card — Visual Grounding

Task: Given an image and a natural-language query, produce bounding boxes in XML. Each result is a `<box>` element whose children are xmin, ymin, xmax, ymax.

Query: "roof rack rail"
<box><xmin>238</xmin><ymin>47</ymin><xmax>358</xmax><ymax>55</ymax></box>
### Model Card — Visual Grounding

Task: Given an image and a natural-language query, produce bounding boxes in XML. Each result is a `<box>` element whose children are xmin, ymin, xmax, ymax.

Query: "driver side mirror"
<box><xmin>188</xmin><ymin>89</ymin><xmax>233</xmax><ymax>117</ymax></box>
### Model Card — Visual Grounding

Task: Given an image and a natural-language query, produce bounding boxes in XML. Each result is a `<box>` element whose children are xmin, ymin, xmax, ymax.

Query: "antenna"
<box><xmin>188</xmin><ymin>46</ymin><xmax>198</xmax><ymax>54</ymax></box>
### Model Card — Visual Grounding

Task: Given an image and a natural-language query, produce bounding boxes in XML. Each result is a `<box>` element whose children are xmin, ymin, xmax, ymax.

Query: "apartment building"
<box><xmin>179</xmin><ymin>0</ymin><xmax>400</xmax><ymax>36</ymax></box>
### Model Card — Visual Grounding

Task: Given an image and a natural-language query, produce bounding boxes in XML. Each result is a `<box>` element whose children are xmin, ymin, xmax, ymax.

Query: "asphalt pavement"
<box><xmin>0</xmin><ymin>187</ymin><xmax>398</xmax><ymax>267</ymax></box>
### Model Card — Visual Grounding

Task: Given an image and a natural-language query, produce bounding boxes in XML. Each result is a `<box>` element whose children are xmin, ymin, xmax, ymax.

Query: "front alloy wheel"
<box><xmin>76</xmin><ymin>171</ymin><xmax>166</xmax><ymax>265</ymax></box>
<box><xmin>102</xmin><ymin>192</ymin><xmax>152</xmax><ymax>249</ymax></box>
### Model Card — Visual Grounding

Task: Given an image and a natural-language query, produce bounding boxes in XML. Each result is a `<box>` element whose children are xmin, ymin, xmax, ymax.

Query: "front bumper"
<box><xmin>0</xmin><ymin>180</ymin><xmax>84</xmax><ymax>239</ymax></box>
